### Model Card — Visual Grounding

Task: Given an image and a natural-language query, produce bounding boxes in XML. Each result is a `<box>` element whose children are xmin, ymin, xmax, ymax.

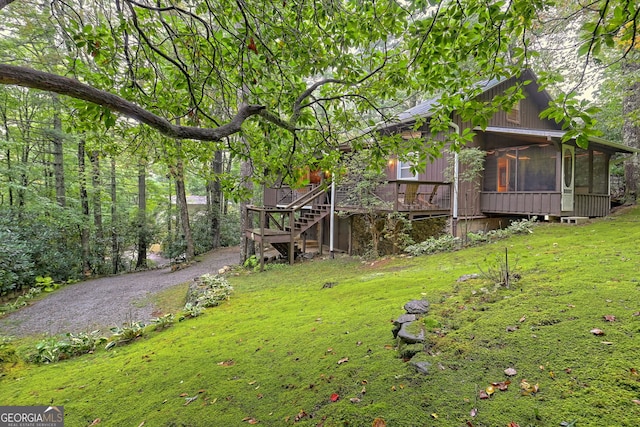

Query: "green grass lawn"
<box><xmin>1</xmin><ymin>207</ymin><xmax>640</xmax><ymax>426</ymax></box>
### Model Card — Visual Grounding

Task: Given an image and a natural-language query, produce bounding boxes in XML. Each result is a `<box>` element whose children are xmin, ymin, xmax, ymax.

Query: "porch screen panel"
<box><xmin>592</xmin><ymin>151</ymin><xmax>608</xmax><ymax>194</ymax></box>
<box><xmin>483</xmin><ymin>145</ymin><xmax>556</xmax><ymax>192</ymax></box>
<box><xmin>574</xmin><ymin>148</ymin><xmax>590</xmax><ymax>192</ymax></box>
<box><xmin>517</xmin><ymin>145</ymin><xmax>556</xmax><ymax>191</ymax></box>
<box><xmin>483</xmin><ymin>152</ymin><xmax>497</xmax><ymax>191</ymax></box>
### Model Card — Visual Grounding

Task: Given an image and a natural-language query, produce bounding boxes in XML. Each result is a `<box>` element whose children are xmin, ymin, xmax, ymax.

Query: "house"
<box><xmin>247</xmin><ymin>69</ymin><xmax>637</xmax><ymax>264</ymax></box>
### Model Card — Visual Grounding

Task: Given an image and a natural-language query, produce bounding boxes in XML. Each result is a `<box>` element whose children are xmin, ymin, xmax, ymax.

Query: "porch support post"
<box><xmin>289</xmin><ymin>210</ymin><xmax>295</xmax><ymax>265</ymax></box>
<box><xmin>450</xmin><ymin>122</ymin><xmax>460</xmax><ymax>237</ymax></box>
<box><xmin>330</xmin><ymin>179</ymin><xmax>335</xmax><ymax>258</ymax></box>
<box><xmin>259</xmin><ymin>209</ymin><xmax>265</xmax><ymax>272</ymax></box>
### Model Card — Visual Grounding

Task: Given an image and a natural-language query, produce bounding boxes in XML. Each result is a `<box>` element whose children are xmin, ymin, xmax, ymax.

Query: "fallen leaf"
<box><xmin>631</xmin><ymin>368</ymin><xmax>638</xmax><ymax>376</ymax></box>
<box><xmin>327</xmin><ymin>348</ymin><xmax>333</xmax><ymax>353</ymax></box>
<box><xmin>485</xmin><ymin>385</ymin><xmax>495</xmax><ymax>396</ymax></box>
<box><xmin>391</xmin><ymin>385</ymin><xmax>396</xmax><ymax>391</ymax></box>
<box><xmin>89</xmin><ymin>419</ymin><xmax>101</xmax><ymax>426</ymax></box>
<box><xmin>242</xmin><ymin>417</ymin><xmax>258</xmax><ymax>424</ymax></box>
<box><xmin>633</xmin><ymin>312</ymin><xmax>640</xmax><ymax>317</ymax></box>
<box><xmin>506</xmin><ymin>325</ymin><xmax>518</xmax><ymax>332</ymax></box>
<box><xmin>470</xmin><ymin>407</ymin><xmax>478</xmax><ymax>417</ymax></box>
<box><xmin>507</xmin><ymin>423</ymin><xmax>520</xmax><ymax>427</ymax></box>
<box><xmin>430</xmin><ymin>413</ymin><xmax>438</xmax><ymax>419</ymax></box>
<box><xmin>492</xmin><ymin>380</ymin><xmax>511</xmax><ymax>391</ymax></box>
<box><xmin>590</xmin><ymin>328</ymin><xmax>605</xmax><ymax>336</ymax></box>
<box><xmin>218</xmin><ymin>359</ymin><xmax>235</xmax><ymax>366</ymax></box>
<box><xmin>198</xmin><ymin>389</ymin><xmax>206</xmax><ymax>393</ymax></box>
<box><xmin>179</xmin><ymin>393</ymin><xmax>189</xmax><ymax>397</ymax></box>
<box><xmin>330</xmin><ymin>393</ymin><xmax>340</xmax><ymax>402</ymax></box>
<box><xmin>504</xmin><ymin>367</ymin><xmax>517</xmax><ymax>376</ymax></box>
<box><xmin>518</xmin><ymin>315</ymin><xmax>527</xmax><ymax>323</ymax></box>
<box><xmin>337</xmin><ymin>357</ymin><xmax>349</xmax><ymax>365</ymax></box>
<box><xmin>372</xmin><ymin>418</ymin><xmax>387</xmax><ymax>427</ymax></box>
<box><xmin>601</xmin><ymin>341</ymin><xmax>614</xmax><ymax>345</ymax></box>
<box><xmin>632</xmin><ymin>399</ymin><xmax>640</xmax><ymax>405</ymax></box>
<box><xmin>138</xmin><ymin>423</ymin><xmax>145</xmax><ymax>427</ymax></box>
<box><xmin>478</xmin><ymin>390</ymin><xmax>489</xmax><ymax>399</ymax></box>
<box><xmin>350</xmin><ymin>397</ymin><xmax>361</xmax><ymax>403</ymax></box>
<box><xmin>467</xmin><ymin>422</ymin><xmax>475</xmax><ymax>427</ymax></box>
<box><xmin>565</xmin><ymin>368</ymin><xmax>572</xmax><ymax>374</ymax></box>
<box><xmin>604</xmin><ymin>314</ymin><xmax>616</xmax><ymax>322</ymax></box>
<box><xmin>549</xmin><ymin>371</ymin><xmax>555</xmax><ymax>379</ymax></box>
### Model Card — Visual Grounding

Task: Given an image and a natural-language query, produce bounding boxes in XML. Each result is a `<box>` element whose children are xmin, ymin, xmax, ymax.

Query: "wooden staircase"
<box><xmin>245</xmin><ymin>185</ymin><xmax>332</xmax><ymax>267</ymax></box>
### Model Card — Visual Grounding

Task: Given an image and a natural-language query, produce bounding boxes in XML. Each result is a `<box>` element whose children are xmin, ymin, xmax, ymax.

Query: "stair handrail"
<box><xmin>284</xmin><ymin>183</ymin><xmax>329</xmax><ymax>210</ymax></box>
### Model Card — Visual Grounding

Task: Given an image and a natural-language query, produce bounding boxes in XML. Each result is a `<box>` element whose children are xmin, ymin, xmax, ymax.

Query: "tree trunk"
<box><xmin>623</xmin><ymin>59</ymin><xmax>640</xmax><ymax>202</ymax></box>
<box><xmin>240</xmin><ymin>158</ymin><xmax>255</xmax><ymax>263</ymax></box>
<box><xmin>78</xmin><ymin>139</ymin><xmax>91</xmax><ymax>276</ymax></box>
<box><xmin>136</xmin><ymin>161</ymin><xmax>148</xmax><ymax>269</ymax></box>
<box><xmin>90</xmin><ymin>150</ymin><xmax>104</xmax><ymax>264</ymax></box>
<box><xmin>172</xmin><ymin>140</ymin><xmax>195</xmax><ymax>259</ymax></box>
<box><xmin>111</xmin><ymin>156</ymin><xmax>120</xmax><ymax>274</ymax></box>
<box><xmin>51</xmin><ymin>94</ymin><xmax>66</xmax><ymax>207</ymax></box>
<box><xmin>208</xmin><ymin>150</ymin><xmax>223</xmax><ymax>249</ymax></box>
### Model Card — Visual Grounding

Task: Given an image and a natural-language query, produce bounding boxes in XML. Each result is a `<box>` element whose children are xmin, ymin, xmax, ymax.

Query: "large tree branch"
<box><xmin>0</xmin><ymin>64</ymin><xmax>265</xmax><ymax>141</ymax></box>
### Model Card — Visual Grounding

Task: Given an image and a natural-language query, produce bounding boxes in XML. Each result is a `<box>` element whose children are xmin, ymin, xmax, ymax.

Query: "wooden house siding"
<box><xmin>480</xmin><ymin>192</ymin><xmax>562</xmax><ymax>216</ymax></box>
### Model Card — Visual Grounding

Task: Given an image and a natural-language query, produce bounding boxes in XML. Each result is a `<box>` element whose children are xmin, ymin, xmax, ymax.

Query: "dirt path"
<box><xmin>0</xmin><ymin>246</ymin><xmax>240</xmax><ymax>337</ymax></box>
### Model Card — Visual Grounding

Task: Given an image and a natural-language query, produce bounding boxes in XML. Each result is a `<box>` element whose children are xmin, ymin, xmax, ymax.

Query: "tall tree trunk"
<box><xmin>78</xmin><ymin>139</ymin><xmax>91</xmax><ymax>276</ymax></box>
<box><xmin>111</xmin><ymin>156</ymin><xmax>120</xmax><ymax>274</ymax></box>
<box><xmin>623</xmin><ymin>59</ymin><xmax>640</xmax><ymax>202</ymax></box>
<box><xmin>0</xmin><ymin>109</ymin><xmax>13</xmax><ymax>206</ymax></box>
<box><xmin>240</xmin><ymin>158</ymin><xmax>255</xmax><ymax>263</ymax></box>
<box><xmin>172</xmin><ymin>140</ymin><xmax>195</xmax><ymax>259</ymax></box>
<box><xmin>136</xmin><ymin>161</ymin><xmax>148</xmax><ymax>269</ymax></box>
<box><xmin>51</xmin><ymin>94</ymin><xmax>65</xmax><ymax>207</ymax></box>
<box><xmin>90</xmin><ymin>150</ymin><xmax>104</xmax><ymax>263</ymax></box>
<box><xmin>208</xmin><ymin>150</ymin><xmax>223</xmax><ymax>249</ymax></box>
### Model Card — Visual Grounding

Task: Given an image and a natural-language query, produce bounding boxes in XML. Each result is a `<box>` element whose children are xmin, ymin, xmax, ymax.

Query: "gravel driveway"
<box><xmin>0</xmin><ymin>246</ymin><xmax>240</xmax><ymax>337</ymax></box>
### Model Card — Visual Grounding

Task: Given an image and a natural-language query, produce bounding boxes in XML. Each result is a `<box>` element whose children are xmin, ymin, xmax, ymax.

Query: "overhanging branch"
<box><xmin>0</xmin><ymin>64</ymin><xmax>265</xmax><ymax>141</ymax></box>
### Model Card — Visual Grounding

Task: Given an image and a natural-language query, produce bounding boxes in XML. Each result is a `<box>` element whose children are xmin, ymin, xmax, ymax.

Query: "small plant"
<box><xmin>195</xmin><ymin>274</ymin><xmax>234</xmax><ymax>308</ymax></box>
<box><xmin>181</xmin><ymin>302</ymin><xmax>204</xmax><ymax>319</ymax></box>
<box><xmin>34</xmin><ymin>276</ymin><xmax>58</xmax><ymax>292</ymax></box>
<box><xmin>151</xmin><ymin>313</ymin><xmax>175</xmax><ymax>330</ymax></box>
<box><xmin>30</xmin><ymin>330</ymin><xmax>107</xmax><ymax>364</ymax></box>
<box><xmin>109</xmin><ymin>321</ymin><xmax>146</xmax><ymax>345</ymax></box>
<box><xmin>478</xmin><ymin>248</ymin><xmax>520</xmax><ymax>288</ymax></box>
<box><xmin>243</xmin><ymin>255</ymin><xmax>259</xmax><ymax>270</ymax></box>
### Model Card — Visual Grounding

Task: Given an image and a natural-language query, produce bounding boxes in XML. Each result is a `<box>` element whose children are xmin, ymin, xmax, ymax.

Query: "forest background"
<box><xmin>0</xmin><ymin>0</ymin><xmax>638</xmax><ymax>295</ymax></box>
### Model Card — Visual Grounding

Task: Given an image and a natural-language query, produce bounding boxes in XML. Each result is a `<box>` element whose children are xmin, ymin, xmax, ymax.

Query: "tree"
<box><xmin>2</xmin><ymin>0</ymin><xmax>635</xmax><ymax>187</ymax></box>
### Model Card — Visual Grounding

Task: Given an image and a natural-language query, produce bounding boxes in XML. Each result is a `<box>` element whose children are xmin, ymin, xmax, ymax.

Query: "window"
<box><xmin>397</xmin><ymin>156</ymin><xmax>419</xmax><ymax>180</ymax></box>
<box><xmin>483</xmin><ymin>144</ymin><xmax>557</xmax><ymax>192</ymax></box>
<box><xmin>506</xmin><ymin>100</ymin><xmax>521</xmax><ymax>124</ymax></box>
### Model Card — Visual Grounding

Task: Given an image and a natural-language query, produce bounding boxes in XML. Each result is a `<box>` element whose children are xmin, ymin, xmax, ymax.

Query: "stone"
<box><xmin>404</xmin><ymin>299</ymin><xmax>430</xmax><ymax>315</ymax></box>
<box><xmin>397</xmin><ymin>321</ymin><xmax>425</xmax><ymax>344</ymax></box>
<box><xmin>392</xmin><ymin>313</ymin><xmax>417</xmax><ymax>338</ymax></box>
<box><xmin>410</xmin><ymin>361</ymin><xmax>431</xmax><ymax>375</ymax></box>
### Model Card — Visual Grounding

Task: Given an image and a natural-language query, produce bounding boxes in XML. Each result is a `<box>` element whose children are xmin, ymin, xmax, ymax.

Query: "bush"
<box><xmin>404</xmin><ymin>217</ymin><xmax>538</xmax><ymax>256</ymax></box>
<box><xmin>195</xmin><ymin>274</ymin><xmax>234</xmax><ymax>308</ymax></box>
<box><xmin>404</xmin><ymin>234</ymin><xmax>461</xmax><ymax>256</ymax></box>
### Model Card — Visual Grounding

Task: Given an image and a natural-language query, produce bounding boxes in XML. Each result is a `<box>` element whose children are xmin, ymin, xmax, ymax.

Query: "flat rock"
<box><xmin>397</xmin><ymin>321</ymin><xmax>425</xmax><ymax>344</ymax></box>
<box><xmin>394</xmin><ymin>313</ymin><xmax>417</xmax><ymax>326</ymax></box>
<box><xmin>404</xmin><ymin>299</ymin><xmax>430</xmax><ymax>315</ymax></box>
<box><xmin>410</xmin><ymin>361</ymin><xmax>431</xmax><ymax>375</ymax></box>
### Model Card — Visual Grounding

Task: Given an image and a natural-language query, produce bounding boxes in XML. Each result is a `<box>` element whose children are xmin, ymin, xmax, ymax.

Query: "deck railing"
<box><xmin>266</xmin><ymin>181</ymin><xmax>451</xmax><ymax>214</ymax></box>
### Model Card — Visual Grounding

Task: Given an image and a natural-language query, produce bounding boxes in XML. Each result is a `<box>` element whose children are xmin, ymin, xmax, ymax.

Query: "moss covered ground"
<box><xmin>1</xmin><ymin>207</ymin><xmax>639</xmax><ymax>426</ymax></box>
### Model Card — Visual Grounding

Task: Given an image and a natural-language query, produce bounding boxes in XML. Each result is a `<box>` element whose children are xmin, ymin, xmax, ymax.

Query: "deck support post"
<box><xmin>289</xmin><ymin>210</ymin><xmax>295</xmax><ymax>265</ymax></box>
<box><xmin>259</xmin><ymin>209</ymin><xmax>265</xmax><ymax>272</ymax></box>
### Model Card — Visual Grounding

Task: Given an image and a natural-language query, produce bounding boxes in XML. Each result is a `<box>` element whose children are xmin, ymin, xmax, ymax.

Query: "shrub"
<box><xmin>404</xmin><ymin>234</ymin><xmax>461</xmax><ymax>256</ymax></box>
<box><xmin>195</xmin><ymin>274</ymin><xmax>233</xmax><ymax>308</ymax></box>
<box><xmin>30</xmin><ymin>331</ymin><xmax>107</xmax><ymax>364</ymax></box>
